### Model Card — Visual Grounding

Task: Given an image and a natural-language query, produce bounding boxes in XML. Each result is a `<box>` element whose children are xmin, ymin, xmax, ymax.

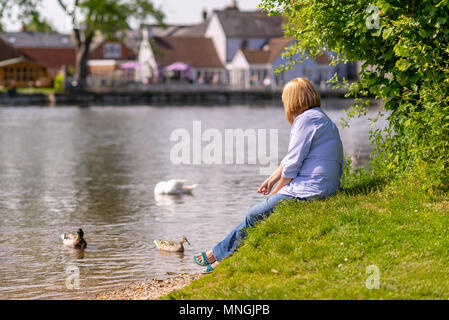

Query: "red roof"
<box><xmin>151</xmin><ymin>36</ymin><xmax>223</xmax><ymax>68</ymax></box>
<box><xmin>89</xmin><ymin>39</ymin><xmax>137</xmax><ymax>60</ymax></box>
<box><xmin>19</xmin><ymin>47</ymin><xmax>76</xmax><ymax>68</ymax></box>
<box><xmin>241</xmin><ymin>37</ymin><xmax>292</xmax><ymax>64</ymax></box>
<box><xmin>0</xmin><ymin>38</ymin><xmax>21</xmax><ymax>61</ymax></box>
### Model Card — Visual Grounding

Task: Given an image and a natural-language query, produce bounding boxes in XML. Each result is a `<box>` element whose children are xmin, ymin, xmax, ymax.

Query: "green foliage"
<box><xmin>260</xmin><ymin>0</ymin><xmax>449</xmax><ymax>188</ymax></box>
<box><xmin>22</xmin><ymin>11</ymin><xmax>56</xmax><ymax>32</ymax></box>
<box><xmin>74</xmin><ymin>0</ymin><xmax>164</xmax><ymax>38</ymax></box>
<box><xmin>0</xmin><ymin>0</ymin><xmax>41</xmax><ymax>31</ymax></box>
<box><xmin>9</xmin><ymin>1</ymin><xmax>164</xmax><ymax>87</ymax></box>
<box><xmin>53</xmin><ymin>74</ymin><xmax>64</xmax><ymax>91</ymax></box>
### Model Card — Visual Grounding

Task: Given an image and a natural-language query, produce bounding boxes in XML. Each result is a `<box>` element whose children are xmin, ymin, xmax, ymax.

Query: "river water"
<box><xmin>0</xmin><ymin>101</ymin><xmax>385</xmax><ymax>299</ymax></box>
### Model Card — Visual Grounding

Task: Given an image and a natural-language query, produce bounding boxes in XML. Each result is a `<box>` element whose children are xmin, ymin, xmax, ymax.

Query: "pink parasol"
<box><xmin>120</xmin><ymin>61</ymin><xmax>140</xmax><ymax>69</ymax></box>
<box><xmin>165</xmin><ymin>61</ymin><xmax>190</xmax><ymax>71</ymax></box>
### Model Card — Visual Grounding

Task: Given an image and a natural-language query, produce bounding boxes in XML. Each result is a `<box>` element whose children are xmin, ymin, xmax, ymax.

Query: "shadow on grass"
<box><xmin>340</xmin><ymin>169</ymin><xmax>389</xmax><ymax>196</ymax></box>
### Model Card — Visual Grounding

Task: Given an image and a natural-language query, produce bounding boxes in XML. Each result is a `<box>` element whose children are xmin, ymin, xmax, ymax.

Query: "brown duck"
<box><xmin>61</xmin><ymin>228</ymin><xmax>87</xmax><ymax>249</ymax></box>
<box><xmin>154</xmin><ymin>236</ymin><xmax>190</xmax><ymax>252</ymax></box>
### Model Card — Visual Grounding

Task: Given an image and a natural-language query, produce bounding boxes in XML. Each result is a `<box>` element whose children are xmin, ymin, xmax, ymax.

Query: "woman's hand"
<box><xmin>257</xmin><ymin>178</ymin><xmax>274</xmax><ymax>195</ymax></box>
<box><xmin>257</xmin><ymin>164</ymin><xmax>283</xmax><ymax>195</ymax></box>
<box><xmin>271</xmin><ymin>176</ymin><xmax>292</xmax><ymax>195</ymax></box>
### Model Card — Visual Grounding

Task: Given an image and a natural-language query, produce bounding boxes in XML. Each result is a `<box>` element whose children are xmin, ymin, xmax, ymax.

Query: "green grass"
<box><xmin>166</xmin><ymin>169</ymin><xmax>449</xmax><ymax>299</ymax></box>
<box><xmin>17</xmin><ymin>87</ymin><xmax>61</xmax><ymax>94</ymax></box>
<box><xmin>0</xmin><ymin>87</ymin><xmax>60</xmax><ymax>94</ymax></box>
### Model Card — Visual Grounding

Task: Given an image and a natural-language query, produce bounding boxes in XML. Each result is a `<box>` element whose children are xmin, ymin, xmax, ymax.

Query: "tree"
<box><xmin>260</xmin><ymin>0</ymin><xmax>449</xmax><ymax>187</ymax></box>
<box><xmin>55</xmin><ymin>0</ymin><xmax>164</xmax><ymax>90</ymax></box>
<box><xmin>22</xmin><ymin>11</ymin><xmax>56</xmax><ymax>32</ymax></box>
<box><xmin>3</xmin><ymin>0</ymin><xmax>163</xmax><ymax>90</ymax></box>
<box><xmin>0</xmin><ymin>0</ymin><xmax>40</xmax><ymax>31</ymax></box>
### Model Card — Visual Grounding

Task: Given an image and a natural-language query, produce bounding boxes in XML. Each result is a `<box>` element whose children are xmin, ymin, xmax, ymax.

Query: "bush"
<box><xmin>260</xmin><ymin>0</ymin><xmax>449</xmax><ymax>188</ymax></box>
<box><xmin>53</xmin><ymin>74</ymin><xmax>64</xmax><ymax>92</ymax></box>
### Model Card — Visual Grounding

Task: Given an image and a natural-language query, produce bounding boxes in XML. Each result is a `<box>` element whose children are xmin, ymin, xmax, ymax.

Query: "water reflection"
<box><xmin>154</xmin><ymin>194</ymin><xmax>191</xmax><ymax>206</ymax></box>
<box><xmin>0</xmin><ymin>102</ymin><xmax>385</xmax><ymax>299</ymax></box>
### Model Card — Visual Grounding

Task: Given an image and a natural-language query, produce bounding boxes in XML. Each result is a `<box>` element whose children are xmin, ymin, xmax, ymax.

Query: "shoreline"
<box><xmin>92</xmin><ymin>273</ymin><xmax>203</xmax><ymax>300</ymax></box>
<box><xmin>0</xmin><ymin>88</ymin><xmax>348</xmax><ymax>107</ymax></box>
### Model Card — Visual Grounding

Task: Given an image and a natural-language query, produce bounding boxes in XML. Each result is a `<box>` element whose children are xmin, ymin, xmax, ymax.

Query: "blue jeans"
<box><xmin>212</xmin><ymin>193</ymin><xmax>296</xmax><ymax>262</ymax></box>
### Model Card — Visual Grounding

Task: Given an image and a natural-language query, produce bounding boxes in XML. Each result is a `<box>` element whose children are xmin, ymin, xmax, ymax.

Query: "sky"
<box><xmin>2</xmin><ymin>0</ymin><xmax>262</xmax><ymax>33</ymax></box>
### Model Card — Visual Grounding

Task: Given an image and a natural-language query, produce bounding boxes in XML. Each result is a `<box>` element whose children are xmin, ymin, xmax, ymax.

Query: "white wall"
<box><xmin>229</xmin><ymin>50</ymin><xmax>250</xmax><ymax>86</ymax></box>
<box><xmin>205</xmin><ymin>13</ymin><xmax>227</xmax><ymax>64</ymax></box>
<box><xmin>229</xmin><ymin>50</ymin><xmax>249</xmax><ymax>69</ymax></box>
<box><xmin>138</xmin><ymin>29</ymin><xmax>158</xmax><ymax>82</ymax></box>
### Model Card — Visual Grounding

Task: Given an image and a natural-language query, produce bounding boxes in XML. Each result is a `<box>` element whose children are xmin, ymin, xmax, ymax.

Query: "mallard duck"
<box><xmin>154</xmin><ymin>179</ymin><xmax>197</xmax><ymax>195</ymax></box>
<box><xmin>154</xmin><ymin>236</ymin><xmax>190</xmax><ymax>252</ymax></box>
<box><xmin>61</xmin><ymin>228</ymin><xmax>87</xmax><ymax>249</ymax></box>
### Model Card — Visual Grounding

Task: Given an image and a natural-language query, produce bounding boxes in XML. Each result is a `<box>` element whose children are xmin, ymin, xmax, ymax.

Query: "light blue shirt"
<box><xmin>279</xmin><ymin>107</ymin><xmax>343</xmax><ymax>199</ymax></box>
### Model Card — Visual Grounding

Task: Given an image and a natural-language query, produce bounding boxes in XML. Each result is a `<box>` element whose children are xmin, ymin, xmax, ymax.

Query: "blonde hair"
<box><xmin>282</xmin><ymin>77</ymin><xmax>321</xmax><ymax>124</ymax></box>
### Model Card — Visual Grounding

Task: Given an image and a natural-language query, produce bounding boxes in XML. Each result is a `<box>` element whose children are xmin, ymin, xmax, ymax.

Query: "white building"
<box><xmin>203</xmin><ymin>3</ymin><xmax>352</xmax><ymax>88</ymax></box>
<box><xmin>138</xmin><ymin>28</ymin><xmax>225</xmax><ymax>84</ymax></box>
<box><xmin>135</xmin><ymin>1</ymin><xmax>357</xmax><ymax>87</ymax></box>
<box><xmin>204</xmin><ymin>3</ymin><xmax>284</xmax><ymax>66</ymax></box>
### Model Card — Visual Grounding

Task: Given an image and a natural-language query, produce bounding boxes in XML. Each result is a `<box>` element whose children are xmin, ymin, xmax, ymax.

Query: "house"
<box><xmin>204</xmin><ymin>2</ymin><xmax>285</xmax><ymax>65</ymax></box>
<box><xmin>0</xmin><ymin>31</ymin><xmax>75</xmax><ymax>87</ymax></box>
<box><xmin>229</xmin><ymin>37</ymin><xmax>291</xmax><ymax>88</ymax></box>
<box><xmin>87</xmin><ymin>37</ymin><xmax>138</xmax><ymax>83</ymax></box>
<box><xmin>0</xmin><ymin>56</ymin><xmax>49</xmax><ymax>88</ymax></box>
<box><xmin>0</xmin><ymin>35</ymin><xmax>53</xmax><ymax>88</ymax></box>
<box><xmin>230</xmin><ymin>37</ymin><xmax>352</xmax><ymax>89</ymax></box>
<box><xmin>137</xmin><ymin>28</ymin><xmax>224</xmax><ymax>84</ymax></box>
<box><xmin>1</xmin><ymin>32</ymin><xmax>75</xmax><ymax>73</ymax></box>
<box><xmin>204</xmin><ymin>1</ymin><xmax>354</xmax><ymax>88</ymax></box>
<box><xmin>136</xmin><ymin>1</ymin><xmax>357</xmax><ymax>88</ymax></box>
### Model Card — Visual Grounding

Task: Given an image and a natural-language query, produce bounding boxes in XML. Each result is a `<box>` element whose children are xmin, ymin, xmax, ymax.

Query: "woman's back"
<box><xmin>280</xmin><ymin>107</ymin><xmax>343</xmax><ymax>199</ymax></box>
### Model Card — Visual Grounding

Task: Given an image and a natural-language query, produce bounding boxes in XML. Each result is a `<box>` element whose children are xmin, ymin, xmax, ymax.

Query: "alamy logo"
<box><xmin>170</xmin><ymin>121</ymin><xmax>279</xmax><ymax>175</ymax></box>
<box><xmin>65</xmin><ymin>265</ymin><xmax>80</xmax><ymax>290</ymax></box>
<box><xmin>366</xmin><ymin>4</ymin><xmax>380</xmax><ymax>30</ymax></box>
<box><xmin>365</xmin><ymin>265</ymin><xmax>380</xmax><ymax>289</ymax></box>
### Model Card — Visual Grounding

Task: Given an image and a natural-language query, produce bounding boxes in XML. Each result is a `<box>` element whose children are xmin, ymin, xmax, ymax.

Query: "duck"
<box><xmin>154</xmin><ymin>179</ymin><xmax>197</xmax><ymax>195</ymax></box>
<box><xmin>61</xmin><ymin>228</ymin><xmax>87</xmax><ymax>249</ymax></box>
<box><xmin>154</xmin><ymin>236</ymin><xmax>190</xmax><ymax>252</ymax></box>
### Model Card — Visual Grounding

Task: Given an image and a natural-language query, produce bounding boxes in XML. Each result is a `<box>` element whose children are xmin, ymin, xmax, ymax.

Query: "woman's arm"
<box><xmin>271</xmin><ymin>176</ymin><xmax>292</xmax><ymax>194</ymax></box>
<box><xmin>257</xmin><ymin>164</ymin><xmax>283</xmax><ymax>195</ymax></box>
<box><xmin>271</xmin><ymin>116</ymin><xmax>316</xmax><ymax>194</ymax></box>
<box><xmin>258</xmin><ymin>116</ymin><xmax>315</xmax><ymax>195</ymax></box>
<box><xmin>281</xmin><ymin>117</ymin><xmax>315</xmax><ymax>179</ymax></box>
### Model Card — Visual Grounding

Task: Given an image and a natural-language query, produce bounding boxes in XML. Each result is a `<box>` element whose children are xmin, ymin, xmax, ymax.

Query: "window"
<box><xmin>103</xmin><ymin>42</ymin><xmax>122</xmax><ymax>59</ymax></box>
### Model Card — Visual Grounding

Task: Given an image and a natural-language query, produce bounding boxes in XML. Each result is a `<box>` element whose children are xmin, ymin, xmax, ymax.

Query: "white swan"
<box><xmin>154</xmin><ymin>179</ymin><xmax>197</xmax><ymax>195</ymax></box>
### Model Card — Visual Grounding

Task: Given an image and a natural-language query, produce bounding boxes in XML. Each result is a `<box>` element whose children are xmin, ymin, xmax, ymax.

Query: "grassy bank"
<box><xmin>166</xmin><ymin>169</ymin><xmax>449</xmax><ymax>299</ymax></box>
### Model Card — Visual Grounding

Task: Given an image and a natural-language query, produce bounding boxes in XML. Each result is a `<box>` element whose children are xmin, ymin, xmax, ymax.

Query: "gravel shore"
<box><xmin>93</xmin><ymin>273</ymin><xmax>203</xmax><ymax>300</ymax></box>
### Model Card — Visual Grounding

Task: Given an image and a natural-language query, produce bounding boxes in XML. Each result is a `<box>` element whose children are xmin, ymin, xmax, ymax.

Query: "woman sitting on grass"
<box><xmin>194</xmin><ymin>77</ymin><xmax>344</xmax><ymax>273</ymax></box>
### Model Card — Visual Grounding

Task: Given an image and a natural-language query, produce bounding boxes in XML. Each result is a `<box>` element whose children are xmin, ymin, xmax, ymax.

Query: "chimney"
<box><xmin>202</xmin><ymin>8</ymin><xmax>208</xmax><ymax>22</ymax></box>
<box><xmin>226</xmin><ymin>0</ymin><xmax>239</xmax><ymax>10</ymax></box>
